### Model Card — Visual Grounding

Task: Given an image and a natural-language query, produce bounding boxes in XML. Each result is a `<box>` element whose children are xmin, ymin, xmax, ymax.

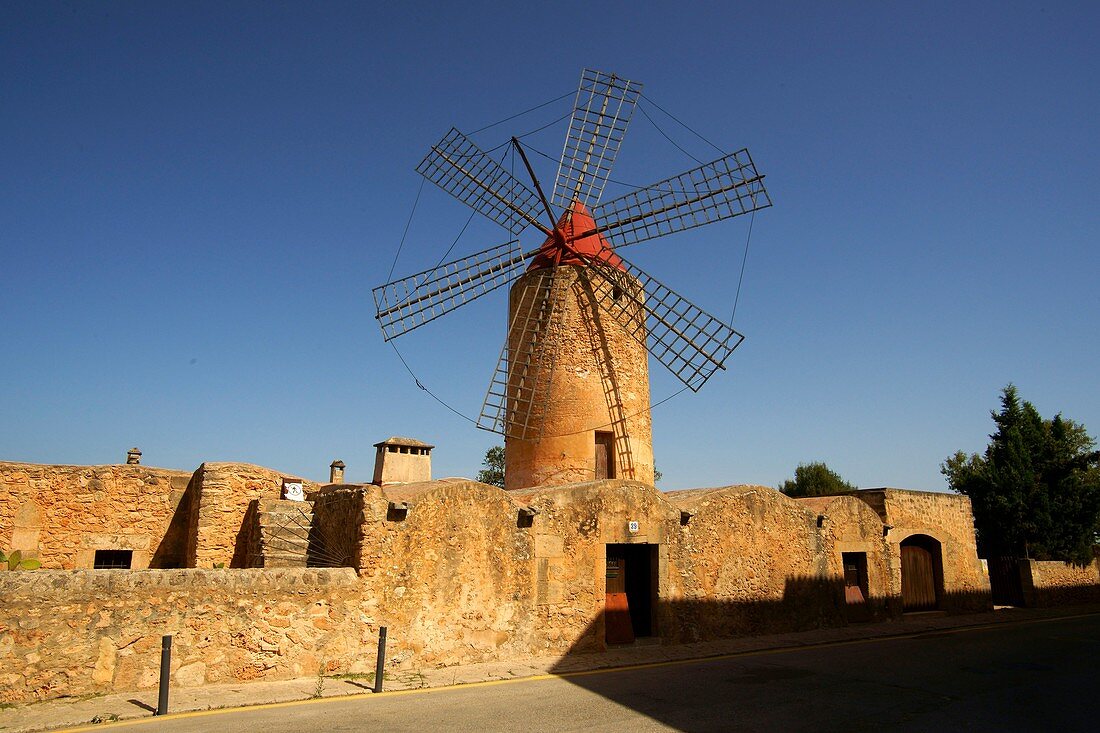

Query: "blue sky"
<box><xmin>2</xmin><ymin>2</ymin><xmax>1097</xmax><ymax>491</ymax></box>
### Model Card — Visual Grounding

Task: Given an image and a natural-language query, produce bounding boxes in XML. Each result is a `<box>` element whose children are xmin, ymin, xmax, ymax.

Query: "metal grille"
<box><xmin>260</xmin><ymin>494</ymin><xmax>362</xmax><ymax>568</ymax></box>
<box><xmin>589</xmin><ymin>149</ymin><xmax>770</xmax><ymax>249</ymax></box>
<box><xmin>416</xmin><ymin>127</ymin><xmax>545</xmax><ymax>234</ymax></box>
<box><xmin>93</xmin><ymin>549</ymin><xmax>132</xmax><ymax>569</ymax></box>
<box><xmin>552</xmin><ymin>68</ymin><xmax>642</xmax><ymax>208</ymax></box>
<box><xmin>585</xmin><ymin>254</ymin><xmax>745</xmax><ymax>392</ymax></box>
<box><xmin>478</xmin><ymin>269</ymin><xmax>564</xmax><ymax>439</ymax></box>
<box><xmin>373</xmin><ymin>240</ymin><xmax>528</xmax><ymax>341</ymax></box>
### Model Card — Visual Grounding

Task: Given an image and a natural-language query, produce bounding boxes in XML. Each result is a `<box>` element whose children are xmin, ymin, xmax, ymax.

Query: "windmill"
<box><xmin>373</xmin><ymin>69</ymin><xmax>771</xmax><ymax>490</ymax></box>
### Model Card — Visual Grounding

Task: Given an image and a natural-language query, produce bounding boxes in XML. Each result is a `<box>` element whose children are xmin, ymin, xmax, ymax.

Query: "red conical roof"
<box><xmin>527</xmin><ymin>200</ymin><xmax>624</xmax><ymax>272</ymax></box>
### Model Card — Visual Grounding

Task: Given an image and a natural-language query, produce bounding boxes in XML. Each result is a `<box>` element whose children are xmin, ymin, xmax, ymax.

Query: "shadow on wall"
<box><xmin>1026</xmin><ymin>581</ymin><xmax>1100</xmax><ymax>606</ymax></box>
<box><xmin>989</xmin><ymin>555</ymin><xmax>1100</xmax><ymax>607</ymax></box>
<box><xmin>230</xmin><ymin>500</ymin><xmax>259</xmax><ymax>569</ymax></box>
<box><xmin>548</xmin><ymin>584</ymin><xmax>997</xmax><ymax>660</ymax></box>
<box><xmin>546</xmin><ymin>579</ymin><xmax>997</xmax><ymax>731</ymax></box>
<box><xmin>149</xmin><ymin>473</ymin><xmax>197</xmax><ymax>569</ymax></box>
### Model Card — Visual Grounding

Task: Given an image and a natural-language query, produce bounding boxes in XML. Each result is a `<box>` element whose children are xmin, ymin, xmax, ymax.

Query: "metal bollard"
<box><xmin>373</xmin><ymin>626</ymin><xmax>387</xmax><ymax>694</ymax></box>
<box><xmin>156</xmin><ymin>635</ymin><xmax>172</xmax><ymax>715</ymax></box>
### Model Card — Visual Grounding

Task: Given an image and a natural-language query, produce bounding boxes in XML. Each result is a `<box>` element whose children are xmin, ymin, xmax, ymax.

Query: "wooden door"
<box><xmin>901</xmin><ymin>545</ymin><xmax>937</xmax><ymax>611</ymax></box>
<box><xmin>595</xmin><ymin>432</ymin><xmax>615</xmax><ymax>480</ymax></box>
<box><xmin>605</xmin><ymin>547</ymin><xmax>634</xmax><ymax>644</ymax></box>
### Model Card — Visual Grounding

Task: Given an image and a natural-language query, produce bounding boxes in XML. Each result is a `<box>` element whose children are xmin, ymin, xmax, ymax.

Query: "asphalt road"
<box><xmin>104</xmin><ymin>614</ymin><xmax>1099</xmax><ymax>732</ymax></box>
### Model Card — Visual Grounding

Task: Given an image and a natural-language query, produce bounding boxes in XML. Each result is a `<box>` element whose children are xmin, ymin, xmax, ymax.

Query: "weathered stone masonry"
<box><xmin>0</xmin><ymin>460</ymin><xmax>1006</xmax><ymax>704</ymax></box>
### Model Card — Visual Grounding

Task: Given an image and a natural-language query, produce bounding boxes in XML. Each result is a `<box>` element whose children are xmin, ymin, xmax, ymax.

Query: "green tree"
<box><xmin>942</xmin><ymin>385</ymin><xmax>1100</xmax><ymax>564</ymax></box>
<box><xmin>778</xmin><ymin>462</ymin><xmax>856</xmax><ymax>497</ymax></box>
<box><xmin>476</xmin><ymin>445</ymin><xmax>505</xmax><ymax>488</ymax></box>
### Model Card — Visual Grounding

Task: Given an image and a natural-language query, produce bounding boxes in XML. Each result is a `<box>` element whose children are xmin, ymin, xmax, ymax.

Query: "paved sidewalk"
<box><xmin>4</xmin><ymin>604</ymin><xmax>1097</xmax><ymax>733</ymax></box>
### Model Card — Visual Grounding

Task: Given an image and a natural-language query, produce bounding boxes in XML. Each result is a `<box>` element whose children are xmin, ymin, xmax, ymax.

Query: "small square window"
<box><xmin>94</xmin><ymin>550</ymin><xmax>133</xmax><ymax>569</ymax></box>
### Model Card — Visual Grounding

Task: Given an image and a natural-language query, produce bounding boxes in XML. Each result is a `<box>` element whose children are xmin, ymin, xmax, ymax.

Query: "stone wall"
<box><xmin>0</xmin><ymin>473</ymin><xmax>999</xmax><ymax>704</ymax></box>
<box><xmin>857</xmin><ymin>489</ymin><xmax>991</xmax><ymax>612</ymax></box>
<box><xmin>360</xmin><ymin>480</ymin><xmax>541</xmax><ymax>667</ymax></box>
<box><xmin>0</xmin><ymin>568</ymin><xmax>373</xmax><ymax>703</ymax></box>
<box><xmin>186</xmin><ymin>463</ymin><xmax>317</xmax><ymax>569</ymax></box>
<box><xmin>307</xmin><ymin>485</ymin><xmax>367</xmax><ymax>569</ymax></box>
<box><xmin>668</xmin><ymin>487</ymin><xmax>844</xmax><ymax>640</ymax></box>
<box><xmin>1023</xmin><ymin>555</ymin><xmax>1100</xmax><ymax>606</ymax></box>
<box><xmin>0</xmin><ymin>462</ymin><xmax>193</xmax><ymax>569</ymax></box>
<box><xmin>515</xmin><ymin>480</ymin><xmax>677</xmax><ymax>654</ymax></box>
<box><xmin>801</xmin><ymin>494</ymin><xmax>892</xmax><ymax>620</ymax></box>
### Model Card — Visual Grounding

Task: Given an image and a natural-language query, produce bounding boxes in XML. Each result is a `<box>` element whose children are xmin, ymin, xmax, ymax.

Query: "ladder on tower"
<box><xmin>479</xmin><ymin>269</ymin><xmax>565</xmax><ymax>441</ymax></box>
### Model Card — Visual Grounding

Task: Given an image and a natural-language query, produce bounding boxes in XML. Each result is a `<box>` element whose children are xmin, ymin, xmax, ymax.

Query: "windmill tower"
<box><xmin>374</xmin><ymin>69</ymin><xmax>771</xmax><ymax>491</ymax></box>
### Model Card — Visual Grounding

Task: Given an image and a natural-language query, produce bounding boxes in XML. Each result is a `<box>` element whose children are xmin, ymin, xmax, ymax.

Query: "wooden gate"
<box><xmin>901</xmin><ymin>544</ymin><xmax>938</xmax><ymax>611</ymax></box>
<box><xmin>988</xmin><ymin>556</ymin><xmax>1026</xmax><ymax>606</ymax></box>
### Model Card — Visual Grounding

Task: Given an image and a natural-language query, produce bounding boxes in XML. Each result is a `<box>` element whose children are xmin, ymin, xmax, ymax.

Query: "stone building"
<box><xmin>0</xmin><ymin>444</ymin><xmax>1011</xmax><ymax>704</ymax></box>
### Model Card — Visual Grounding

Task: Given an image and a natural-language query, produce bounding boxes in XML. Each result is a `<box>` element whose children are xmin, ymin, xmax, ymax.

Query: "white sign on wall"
<box><xmin>282</xmin><ymin>481</ymin><xmax>305</xmax><ymax>502</ymax></box>
<box><xmin>628</xmin><ymin>520</ymin><xmax>639</xmax><ymax>534</ymax></box>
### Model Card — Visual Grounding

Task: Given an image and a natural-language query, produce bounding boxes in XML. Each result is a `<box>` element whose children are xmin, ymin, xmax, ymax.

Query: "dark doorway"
<box><xmin>900</xmin><ymin>535</ymin><xmax>943</xmax><ymax>611</ymax></box>
<box><xmin>595</xmin><ymin>431</ymin><xmax>615</xmax><ymax>480</ymax></box>
<box><xmin>842</xmin><ymin>552</ymin><xmax>871</xmax><ymax>621</ymax></box>
<box><xmin>605</xmin><ymin>543</ymin><xmax>657</xmax><ymax>644</ymax></box>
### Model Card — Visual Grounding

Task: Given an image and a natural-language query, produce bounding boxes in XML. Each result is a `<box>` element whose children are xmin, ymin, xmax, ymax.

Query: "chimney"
<box><xmin>372</xmin><ymin>437</ymin><xmax>433</xmax><ymax>485</ymax></box>
<box><xmin>126</xmin><ymin>447</ymin><xmax>142</xmax><ymax>465</ymax></box>
<box><xmin>329</xmin><ymin>460</ymin><xmax>346</xmax><ymax>484</ymax></box>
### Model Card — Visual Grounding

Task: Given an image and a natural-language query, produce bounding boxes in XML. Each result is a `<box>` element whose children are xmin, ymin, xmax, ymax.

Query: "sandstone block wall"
<box><xmin>359</xmin><ymin>480</ymin><xmax>540</xmax><ymax>667</ymax></box>
<box><xmin>515</xmin><ymin>480</ymin><xmax>679</xmax><ymax>654</ymax></box>
<box><xmin>669</xmin><ymin>487</ymin><xmax>848</xmax><ymax>640</ymax></box>
<box><xmin>308</xmin><ymin>485</ymin><xmax>368</xmax><ymax>569</ymax></box>
<box><xmin>857</xmin><ymin>489</ymin><xmax>990</xmax><ymax>612</ymax></box>
<box><xmin>0</xmin><ymin>462</ymin><xmax>193</xmax><ymax>569</ymax></box>
<box><xmin>0</xmin><ymin>568</ymin><xmax>371</xmax><ymax>704</ymax></box>
<box><xmin>1022</xmin><ymin>556</ymin><xmax>1100</xmax><ymax>606</ymax></box>
<box><xmin>0</xmin><ymin>471</ymin><xmax>999</xmax><ymax>704</ymax></box>
<box><xmin>187</xmin><ymin>463</ymin><xmax>317</xmax><ymax>569</ymax></box>
<box><xmin>813</xmin><ymin>496</ymin><xmax>892</xmax><ymax>616</ymax></box>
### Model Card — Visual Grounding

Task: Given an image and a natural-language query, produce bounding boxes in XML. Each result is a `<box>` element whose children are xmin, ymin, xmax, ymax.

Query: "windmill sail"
<box><xmin>588</xmin><ymin>149</ymin><xmax>771</xmax><ymax>250</ymax></box>
<box><xmin>373</xmin><ymin>240</ymin><xmax>528</xmax><ymax>341</ymax></box>
<box><xmin>582</xmin><ymin>250</ymin><xmax>745</xmax><ymax>392</ymax></box>
<box><xmin>552</xmin><ymin>69</ymin><xmax>642</xmax><ymax>209</ymax></box>
<box><xmin>417</xmin><ymin>128</ymin><xmax>549</xmax><ymax>234</ymax></box>
<box><xmin>379</xmin><ymin>68</ymin><xmax>771</xmax><ymax>441</ymax></box>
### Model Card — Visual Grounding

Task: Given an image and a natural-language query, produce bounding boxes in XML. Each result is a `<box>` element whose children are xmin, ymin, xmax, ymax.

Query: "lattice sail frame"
<box><xmin>416</xmin><ymin>128</ymin><xmax>546</xmax><ymax>234</ymax></box>
<box><xmin>589</xmin><ymin>149</ymin><xmax>770</xmax><ymax>250</ymax></box>
<box><xmin>582</xmin><ymin>252</ymin><xmax>745</xmax><ymax>392</ymax></box>
<box><xmin>552</xmin><ymin>69</ymin><xmax>642</xmax><ymax>209</ymax></box>
<box><xmin>373</xmin><ymin>240</ymin><xmax>526</xmax><ymax>341</ymax></box>
<box><xmin>375</xmin><ymin>68</ymin><xmax>771</xmax><ymax>438</ymax></box>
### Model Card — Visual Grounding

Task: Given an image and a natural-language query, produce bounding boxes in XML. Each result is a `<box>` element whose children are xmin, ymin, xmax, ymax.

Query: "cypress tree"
<box><xmin>943</xmin><ymin>385</ymin><xmax>1100</xmax><ymax>564</ymax></box>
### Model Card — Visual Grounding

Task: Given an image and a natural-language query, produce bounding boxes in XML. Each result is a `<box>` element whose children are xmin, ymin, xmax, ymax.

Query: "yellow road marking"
<box><xmin>53</xmin><ymin>610</ymin><xmax>1099</xmax><ymax>732</ymax></box>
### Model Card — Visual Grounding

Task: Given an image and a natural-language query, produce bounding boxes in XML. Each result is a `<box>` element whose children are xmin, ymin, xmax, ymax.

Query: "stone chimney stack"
<box><xmin>329</xmin><ymin>460</ymin><xmax>346</xmax><ymax>484</ymax></box>
<box><xmin>372</xmin><ymin>437</ymin><xmax>433</xmax><ymax>485</ymax></box>
<box><xmin>126</xmin><ymin>447</ymin><xmax>142</xmax><ymax>465</ymax></box>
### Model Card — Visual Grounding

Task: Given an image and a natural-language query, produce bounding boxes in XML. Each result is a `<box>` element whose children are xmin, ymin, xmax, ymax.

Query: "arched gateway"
<box><xmin>900</xmin><ymin>534</ymin><xmax>944</xmax><ymax>611</ymax></box>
